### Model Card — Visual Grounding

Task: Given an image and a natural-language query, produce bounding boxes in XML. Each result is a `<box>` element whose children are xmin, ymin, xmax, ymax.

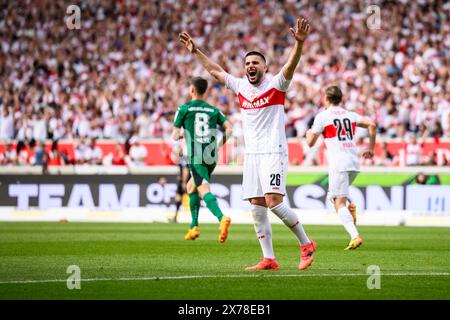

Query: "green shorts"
<box><xmin>189</xmin><ymin>163</ymin><xmax>216</xmax><ymax>187</ymax></box>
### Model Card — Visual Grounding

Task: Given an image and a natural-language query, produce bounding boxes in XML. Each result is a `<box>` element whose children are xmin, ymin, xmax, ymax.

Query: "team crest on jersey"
<box><xmin>238</xmin><ymin>88</ymin><xmax>285</xmax><ymax>110</ymax></box>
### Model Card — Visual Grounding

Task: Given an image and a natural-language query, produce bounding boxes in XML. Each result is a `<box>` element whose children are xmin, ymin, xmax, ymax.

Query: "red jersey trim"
<box><xmin>238</xmin><ymin>88</ymin><xmax>286</xmax><ymax>110</ymax></box>
<box><xmin>323</xmin><ymin>122</ymin><xmax>357</xmax><ymax>139</ymax></box>
<box><xmin>323</xmin><ymin>124</ymin><xmax>337</xmax><ymax>138</ymax></box>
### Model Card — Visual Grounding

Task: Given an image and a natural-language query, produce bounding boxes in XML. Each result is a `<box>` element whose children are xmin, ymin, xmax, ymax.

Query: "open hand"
<box><xmin>179</xmin><ymin>32</ymin><xmax>197</xmax><ymax>53</ymax></box>
<box><xmin>290</xmin><ymin>17</ymin><xmax>311</xmax><ymax>42</ymax></box>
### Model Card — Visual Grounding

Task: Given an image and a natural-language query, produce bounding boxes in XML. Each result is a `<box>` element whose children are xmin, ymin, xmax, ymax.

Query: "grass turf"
<box><xmin>0</xmin><ymin>222</ymin><xmax>449</xmax><ymax>300</ymax></box>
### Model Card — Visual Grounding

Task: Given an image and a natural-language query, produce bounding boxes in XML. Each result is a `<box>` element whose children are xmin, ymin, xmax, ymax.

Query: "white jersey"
<box><xmin>225</xmin><ymin>71</ymin><xmax>290</xmax><ymax>154</ymax></box>
<box><xmin>311</xmin><ymin>106</ymin><xmax>362</xmax><ymax>172</ymax></box>
<box><xmin>405</xmin><ymin>143</ymin><xmax>421</xmax><ymax>165</ymax></box>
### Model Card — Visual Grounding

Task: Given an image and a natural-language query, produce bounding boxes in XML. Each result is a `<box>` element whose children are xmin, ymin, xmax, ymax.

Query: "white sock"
<box><xmin>251</xmin><ymin>205</ymin><xmax>275</xmax><ymax>259</ymax></box>
<box><xmin>338</xmin><ymin>207</ymin><xmax>359</xmax><ymax>239</ymax></box>
<box><xmin>270</xmin><ymin>202</ymin><xmax>311</xmax><ymax>245</ymax></box>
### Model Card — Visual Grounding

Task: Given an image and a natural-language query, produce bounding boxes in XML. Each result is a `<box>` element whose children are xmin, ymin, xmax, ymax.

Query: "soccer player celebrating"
<box><xmin>180</xmin><ymin>18</ymin><xmax>316</xmax><ymax>270</ymax></box>
<box><xmin>172</xmin><ymin>77</ymin><xmax>233</xmax><ymax>243</ymax></box>
<box><xmin>306</xmin><ymin>86</ymin><xmax>377</xmax><ymax>250</ymax></box>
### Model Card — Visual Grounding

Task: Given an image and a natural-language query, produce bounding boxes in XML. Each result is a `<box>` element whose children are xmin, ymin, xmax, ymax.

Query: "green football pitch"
<box><xmin>0</xmin><ymin>222</ymin><xmax>449</xmax><ymax>300</ymax></box>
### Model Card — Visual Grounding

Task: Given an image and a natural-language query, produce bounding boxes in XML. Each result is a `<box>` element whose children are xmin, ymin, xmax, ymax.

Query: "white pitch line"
<box><xmin>1</xmin><ymin>272</ymin><xmax>450</xmax><ymax>285</ymax></box>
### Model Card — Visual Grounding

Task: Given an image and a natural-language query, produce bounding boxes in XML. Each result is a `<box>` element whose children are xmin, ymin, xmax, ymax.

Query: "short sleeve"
<box><xmin>173</xmin><ymin>105</ymin><xmax>186</xmax><ymax>128</ymax></box>
<box><xmin>351</xmin><ymin>112</ymin><xmax>363</xmax><ymax>124</ymax></box>
<box><xmin>270</xmin><ymin>70</ymin><xmax>291</xmax><ymax>92</ymax></box>
<box><xmin>225</xmin><ymin>73</ymin><xmax>240</xmax><ymax>94</ymax></box>
<box><xmin>311</xmin><ymin>113</ymin><xmax>324</xmax><ymax>134</ymax></box>
<box><xmin>218</xmin><ymin>110</ymin><xmax>227</xmax><ymax>126</ymax></box>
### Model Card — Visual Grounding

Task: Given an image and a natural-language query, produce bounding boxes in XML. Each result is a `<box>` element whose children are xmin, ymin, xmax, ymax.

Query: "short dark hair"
<box><xmin>245</xmin><ymin>51</ymin><xmax>266</xmax><ymax>63</ymax></box>
<box><xmin>325</xmin><ymin>86</ymin><xmax>343</xmax><ymax>105</ymax></box>
<box><xmin>190</xmin><ymin>77</ymin><xmax>208</xmax><ymax>95</ymax></box>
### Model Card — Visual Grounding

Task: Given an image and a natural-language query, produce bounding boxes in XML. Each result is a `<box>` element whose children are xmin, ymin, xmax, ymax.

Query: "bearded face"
<box><xmin>245</xmin><ymin>55</ymin><xmax>267</xmax><ymax>85</ymax></box>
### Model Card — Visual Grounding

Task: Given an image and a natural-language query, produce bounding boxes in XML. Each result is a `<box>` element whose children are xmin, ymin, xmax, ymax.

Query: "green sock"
<box><xmin>189</xmin><ymin>192</ymin><xmax>201</xmax><ymax>228</ymax></box>
<box><xmin>203</xmin><ymin>192</ymin><xmax>223</xmax><ymax>222</ymax></box>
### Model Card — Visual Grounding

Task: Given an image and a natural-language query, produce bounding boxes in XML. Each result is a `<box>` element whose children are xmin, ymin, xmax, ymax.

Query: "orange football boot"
<box><xmin>184</xmin><ymin>226</ymin><xmax>200</xmax><ymax>240</ymax></box>
<box><xmin>218</xmin><ymin>216</ymin><xmax>231</xmax><ymax>243</ymax></box>
<box><xmin>245</xmin><ymin>258</ymin><xmax>280</xmax><ymax>271</ymax></box>
<box><xmin>344</xmin><ymin>235</ymin><xmax>363</xmax><ymax>250</ymax></box>
<box><xmin>299</xmin><ymin>239</ymin><xmax>317</xmax><ymax>270</ymax></box>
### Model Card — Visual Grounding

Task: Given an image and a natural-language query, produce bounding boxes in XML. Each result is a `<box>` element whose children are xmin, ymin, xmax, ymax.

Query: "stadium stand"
<box><xmin>0</xmin><ymin>0</ymin><xmax>448</xmax><ymax>166</ymax></box>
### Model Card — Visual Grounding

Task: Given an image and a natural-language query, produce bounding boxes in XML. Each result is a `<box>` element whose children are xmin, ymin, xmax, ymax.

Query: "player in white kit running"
<box><xmin>306</xmin><ymin>86</ymin><xmax>377</xmax><ymax>250</ymax></box>
<box><xmin>180</xmin><ymin>17</ymin><xmax>316</xmax><ymax>270</ymax></box>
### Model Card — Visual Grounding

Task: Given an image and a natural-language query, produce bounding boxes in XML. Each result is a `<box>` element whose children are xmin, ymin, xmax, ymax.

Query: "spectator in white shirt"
<box><xmin>135</xmin><ymin>109</ymin><xmax>152</xmax><ymax>139</ymax></box>
<box><xmin>405</xmin><ymin>135</ymin><xmax>422</xmax><ymax>166</ymax></box>
<box><xmin>85</xmin><ymin>138</ymin><xmax>103</xmax><ymax>165</ymax></box>
<box><xmin>129</xmin><ymin>138</ymin><xmax>148</xmax><ymax>166</ymax></box>
<box><xmin>32</xmin><ymin>111</ymin><xmax>47</xmax><ymax>141</ymax></box>
<box><xmin>74</xmin><ymin>139</ymin><xmax>89</xmax><ymax>165</ymax></box>
<box><xmin>0</xmin><ymin>107</ymin><xmax>14</xmax><ymax>140</ymax></box>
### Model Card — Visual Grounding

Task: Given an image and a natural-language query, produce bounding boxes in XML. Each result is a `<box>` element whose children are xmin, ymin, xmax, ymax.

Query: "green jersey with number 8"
<box><xmin>173</xmin><ymin>100</ymin><xmax>227</xmax><ymax>168</ymax></box>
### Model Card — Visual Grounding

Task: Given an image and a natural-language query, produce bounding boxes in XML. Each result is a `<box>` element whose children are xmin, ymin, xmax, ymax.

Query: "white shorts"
<box><xmin>242</xmin><ymin>153</ymin><xmax>288</xmax><ymax>200</ymax></box>
<box><xmin>327</xmin><ymin>170</ymin><xmax>359</xmax><ymax>202</ymax></box>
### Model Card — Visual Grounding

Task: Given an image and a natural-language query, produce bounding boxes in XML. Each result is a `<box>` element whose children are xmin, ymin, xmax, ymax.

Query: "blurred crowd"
<box><xmin>0</xmin><ymin>137</ymin><xmax>154</xmax><ymax>169</ymax></box>
<box><xmin>0</xmin><ymin>0</ymin><xmax>449</xmax><ymax>166</ymax></box>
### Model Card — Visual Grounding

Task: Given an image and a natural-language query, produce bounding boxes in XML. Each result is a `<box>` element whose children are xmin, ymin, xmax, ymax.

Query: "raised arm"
<box><xmin>179</xmin><ymin>32</ymin><xmax>227</xmax><ymax>84</ymax></box>
<box><xmin>357</xmin><ymin>117</ymin><xmax>377</xmax><ymax>159</ymax></box>
<box><xmin>282</xmin><ymin>17</ymin><xmax>311</xmax><ymax>81</ymax></box>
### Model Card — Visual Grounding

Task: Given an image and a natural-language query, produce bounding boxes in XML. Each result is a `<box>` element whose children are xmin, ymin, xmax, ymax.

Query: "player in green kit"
<box><xmin>172</xmin><ymin>77</ymin><xmax>233</xmax><ymax>243</ymax></box>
